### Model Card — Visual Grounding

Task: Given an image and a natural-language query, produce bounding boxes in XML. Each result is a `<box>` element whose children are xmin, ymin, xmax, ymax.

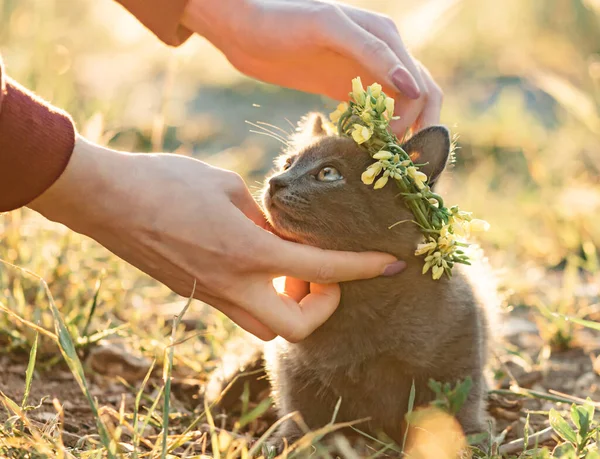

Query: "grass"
<box><xmin>1</xmin><ymin>0</ymin><xmax>600</xmax><ymax>457</ymax></box>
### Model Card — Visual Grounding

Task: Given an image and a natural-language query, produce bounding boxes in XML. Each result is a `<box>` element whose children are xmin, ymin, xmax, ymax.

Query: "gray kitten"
<box><xmin>260</xmin><ymin>114</ymin><xmax>493</xmax><ymax>448</ymax></box>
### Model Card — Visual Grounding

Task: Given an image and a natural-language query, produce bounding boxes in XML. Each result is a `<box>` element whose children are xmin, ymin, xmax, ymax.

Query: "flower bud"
<box><xmin>369</xmin><ymin>83</ymin><xmax>382</xmax><ymax>99</ymax></box>
<box><xmin>469</xmin><ymin>219</ymin><xmax>490</xmax><ymax>232</ymax></box>
<box><xmin>373</xmin><ymin>150</ymin><xmax>393</xmax><ymax>160</ymax></box>
<box><xmin>352</xmin><ymin>77</ymin><xmax>366</xmax><ymax>105</ymax></box>
<box><xmin>373</xmin><ymin>175</ymin><xmax>389</xmax><ymax>189</ymax></box>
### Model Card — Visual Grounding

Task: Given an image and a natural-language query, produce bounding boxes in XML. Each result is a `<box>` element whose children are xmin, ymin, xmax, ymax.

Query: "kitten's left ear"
<box><xmin>401</xmin><ymin>126</ymin><xmax>451</xmax><ymax>184</ymax></box>
<box><xmin>299</xmin><ymin>112</ymin><xmax>326</xmax><ymax>137</ymax></box>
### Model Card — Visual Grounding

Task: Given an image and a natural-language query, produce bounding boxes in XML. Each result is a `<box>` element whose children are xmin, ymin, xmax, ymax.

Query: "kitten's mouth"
<box><xmin>263</xmin><ymin>195</ymin><xmax>307</xmax><ymax>243</ymax></box>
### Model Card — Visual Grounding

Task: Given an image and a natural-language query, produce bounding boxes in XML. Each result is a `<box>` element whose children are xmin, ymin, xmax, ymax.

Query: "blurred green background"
<box><xmin>1</xmin><ymin>0</ymin><xmax>600</xmax><ymax>372</ymax></box>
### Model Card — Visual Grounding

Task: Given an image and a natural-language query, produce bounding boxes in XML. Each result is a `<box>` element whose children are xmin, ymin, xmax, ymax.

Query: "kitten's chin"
<box><xmin>263</xmin><ymin>206</ymin><xmax>308</xmax><ymax>244</ymax></box>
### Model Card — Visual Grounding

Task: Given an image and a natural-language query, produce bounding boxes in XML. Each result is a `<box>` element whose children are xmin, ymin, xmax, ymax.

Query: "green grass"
<box><xmin>1</xmin><ymin>0</ymin><xmax>600</xmax><ymax>457</ymax></box>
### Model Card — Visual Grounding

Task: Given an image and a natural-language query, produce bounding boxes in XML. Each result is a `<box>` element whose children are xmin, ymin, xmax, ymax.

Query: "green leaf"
<box><xmin>402</xmin><ymin>379</ymin><xmax>417</xmax><ymax>453</ymax></box>
<box><xmin>450</xmin><ymin>377</ymin><xmax>472</xmax><ymax>414</ymax></box>
<box><xmin>21</xmin><ymin>332</ymin><xmax>38</xmax><ymax>408</ymax></box>
<box><xmin>550</xmin><ymin>408</ymin><xmax>578</xmax><ymax>444</ymax></box>
<box><xmin>585</xmin><ymin>451</ymin><xmax>600</xmax><ymax>459</ymax></box>
<box><xmin>552</xmin><ymin>441</ymin><xmax>577</xmax><ymax>458</ymax></box>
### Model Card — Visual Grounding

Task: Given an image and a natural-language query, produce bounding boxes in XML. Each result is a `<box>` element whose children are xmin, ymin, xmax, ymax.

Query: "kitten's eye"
<box><xmin>283</xmin><ymin>157</ymin><xmax>294</xmax><ymax>171</ymax></box>
<box><xmin>316</xmin><ymin>166</ymin><xmax>343</xmax><ymax>182</ymax></box>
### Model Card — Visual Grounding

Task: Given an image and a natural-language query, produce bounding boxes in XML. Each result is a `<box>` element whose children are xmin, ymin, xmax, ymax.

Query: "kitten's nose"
<box><xmin>269</xmin><ymin>176</ymin><xmax>288</xmax><ymax>196</ymax></box>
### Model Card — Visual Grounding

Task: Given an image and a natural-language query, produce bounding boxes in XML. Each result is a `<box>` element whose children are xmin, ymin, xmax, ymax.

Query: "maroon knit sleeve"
<box><xmin>0</xmin><ymin>56</ymin><xmax>76</xmax><ymax>212</ymax></box>
<box><xmin>114</xmin><ymin>0</ymin><xmax>192</xmax><ymax>46</ymax></box>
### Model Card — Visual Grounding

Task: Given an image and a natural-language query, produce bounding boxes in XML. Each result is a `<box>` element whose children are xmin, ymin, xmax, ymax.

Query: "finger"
<box><xmin>321</xmin><ymin>12</ymin><xmax>420</xmax><ymax>99</ymax></box>
<box><xmin>258</xmin><ymin>233</ymin><xmax>406</xmax><ymax>283</ymax></box>
<box><xmin>391</xmin><ymin>98</ymin><xmax>424</xmax><ymax>137</ymax></box>
<box><xmin>283</xmin><ymin>276</ymin><xmax>310</xmax><ymax>302</ymax></box>
<box><xmin>281</xmin><ymin>283</ymin><xmax>341</xmax><ymax>342</ymax></box>
<box><xmin>227</xmin><ymin>173</ymin><xmax>271</xmax><ymax>230</ymax></box>
<box><xmin>226</xmin><ymin>204</ymin><xmax>405</xmax><ymax>283</ymax></box>
<box><xmin>416</xmin><ymin>66</ymin><xmax>443</xmax><ymax>129</ymax></box>
<box><xmin>199</xmin><ymin>291</ymin><xmax>277</xmax><ymax>341</ymax></box>
<box><xmin>245</xmin><ymin>282</ymin><xmax>341</xmax><ymax>342</ymax></box>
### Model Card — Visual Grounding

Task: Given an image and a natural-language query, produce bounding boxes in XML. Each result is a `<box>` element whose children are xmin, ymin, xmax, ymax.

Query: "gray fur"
<box><xmin>261</xmin><ymin>114</ymin><xmax>492</xmax><ymax>446</ymax></box>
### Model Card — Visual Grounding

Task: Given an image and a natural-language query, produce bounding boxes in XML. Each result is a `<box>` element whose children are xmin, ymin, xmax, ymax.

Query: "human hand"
<box><xmin>29</xmin><ymin>136</ymin><xmax>406</xmax><ymax>342</ymax></box>
<box><xmin>182</xmin><ymin>0</ymin><xmax>443</xmax><ymax>135</ymax></box>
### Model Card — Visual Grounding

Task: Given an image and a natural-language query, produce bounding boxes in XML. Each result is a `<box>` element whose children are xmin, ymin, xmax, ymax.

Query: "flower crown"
<box><xmin>329</xmin><ymin>77</ymin><xmax>489</xmax><ymax>280</ymax></box>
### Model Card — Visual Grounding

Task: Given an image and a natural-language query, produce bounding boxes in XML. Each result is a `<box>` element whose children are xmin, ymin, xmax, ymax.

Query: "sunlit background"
<box><xmin>1</xmin><ymin>0</ymin><xmax>600</xmax><ymax>456</ymax></box>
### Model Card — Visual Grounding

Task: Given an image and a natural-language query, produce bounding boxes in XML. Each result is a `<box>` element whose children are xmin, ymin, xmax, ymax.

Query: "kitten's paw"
<box><xmin>264</xmin><ymin>422</ymin><xmax>304</xmax><ymax>456</ymax></box>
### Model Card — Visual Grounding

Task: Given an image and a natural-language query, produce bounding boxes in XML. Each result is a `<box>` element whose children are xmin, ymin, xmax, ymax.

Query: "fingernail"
<box><xmin>390</xmin><ymin>67</ymin><xmax>421</xmax><ymax>100</ymax></box>
<box><xmin>382</xmin><ymin>260</ymin><xmax>407</xmax><ymax>277</ymax></box>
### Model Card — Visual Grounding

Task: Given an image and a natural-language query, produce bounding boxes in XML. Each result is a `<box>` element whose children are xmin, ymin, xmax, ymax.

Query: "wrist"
<box><xmin>27</xmin><ymin>135</ymin><xmax>127</xmax><ymax>234</ymax></box>
<box><xmin>181</xmin><ymin>0</ymin><xmax>250</xmax><ymax>45</ymax></box>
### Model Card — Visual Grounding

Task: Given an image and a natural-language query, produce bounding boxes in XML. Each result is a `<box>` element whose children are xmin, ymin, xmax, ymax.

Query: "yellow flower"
<box><xmin>437</xmin><ymin>236</ymin><xmax>455</xmax><ymax>253</ymax></box>
<box><xmin>450</xmin><ymin>217</ymin><xmax>470</xmax><ymax>237</ymax></box>
<box><xmin>385</xmin><ymin>97</ymin><xmax>395</xmax><ymax>118</ymax></box>
<box><xmin>329</xmin><ymin>102</ymin><xmax>348</xmax><ymax>124</ymax></box>
<box><xmin>422</xmin><ymin>261</ymin><xmax>432</xmax><ymax>274</ymax></box>
<box><xmin>407</xmin><ymin>166</ymin><xmax>428</xmax><ymax>189</ymax></box>
<box><xmin>375</xmin><ymin>95</ymin><xmax>386</xmax><ymax>113</ymax></box>
<box><xmin>352</xmin><ymin>77</ymin><xmax>366</xmax><ymax>105</ymax></box>
<box><xmin>374</xmin><ymin>175</ymin><xmax>389</xmax><ymax>189</ymax></box>
<box><xmin>470</xmin><ymin>219</ymin><xmax>490</xmax><ymax>232</ymax></box>
<box><xmin>361</xmin><ymin>162</ymin><xmax>383</xmax><ymax>185</ymax></box>
<box><xmin>360</xmin><ymin>111</ymin><xmax>373</xmax><ymax>123</ymax></box>
<box><xmin>351</xmin><ymin>124</ymin><xmax>372</xmax><ymax>144</ymax></box>
<box><xmin>415</xmin><ymin>240</ymin><xmax>437</xmax><ymax>256</ymax></box>
<box><xmin>373</xmin><ymin>150</ymin><xmax>393</xmax><ymax>160</ymax></box>
<box><xmin>432</xmin><ymin>265</ymin><xmax>444</xmax><ymax>280</ymax></box>
<box><xmin>369</xmin><ymin>83</ymin><xmax>382</xmax><ymax>99</ymax></box>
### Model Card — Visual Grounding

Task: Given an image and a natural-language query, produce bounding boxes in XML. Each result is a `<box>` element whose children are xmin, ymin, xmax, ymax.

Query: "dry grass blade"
<box><xmin>82</xmin><ymin>273</ymin><xmax>103</xmax><ymax>337</ymax></box>
<box><xmin>21</xmin><ymin>331</ymin><xmax>38</xmax><ymax>409</ymax></box>
<box><xmin>160</xmin><ymin>280</ymin><xmax>195</xmax><ymax>458</ymax></box>
<box><xmin>499</xmin><ymin>426</ymin><xmax>557</xmax><ymax>455</ymax></box>
<box><xmin>0</xmin><ymin>300</ymin><xmax>57</xmax><ymax>341</ymax></box>
<box><xmin>132</xmin><ymin>359</ymin><xmax>156</xmax><ymax>457</ymax></box>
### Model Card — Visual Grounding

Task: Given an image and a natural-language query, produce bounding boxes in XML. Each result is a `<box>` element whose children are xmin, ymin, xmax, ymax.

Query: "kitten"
<box><xmin>260</xmin><ymin>113</ymin><xmax>493</xmax><ymax>447</ymax></box>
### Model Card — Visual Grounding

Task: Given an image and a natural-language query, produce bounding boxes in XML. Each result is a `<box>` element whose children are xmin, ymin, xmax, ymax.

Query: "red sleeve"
<box><xmin>114</xmin><ymin>0</ymin><xmax>192</xmax><ymax>46</ymax></box>
<box><xmin>0</xmin><ymin>56</ymin><xmax>76</xmax><ymax>212</ymax></box>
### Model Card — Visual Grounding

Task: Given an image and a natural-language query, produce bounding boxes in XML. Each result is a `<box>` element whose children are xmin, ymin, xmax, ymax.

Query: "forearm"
<box><xmin>0</xmin><ymin>57</ymin><xmax>76</xmax><ymax>212</ymax></box>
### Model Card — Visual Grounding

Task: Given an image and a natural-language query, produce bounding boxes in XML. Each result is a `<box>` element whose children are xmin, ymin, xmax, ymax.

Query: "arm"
<box><xmin>28</xmin><ymin>136</ymin><xmax>405</xmax><ymax>342</ymax></box>
<box><xmin>0</xmin><ymin>57</ymin><xmax>75</xmax><ymax>212</ymax></box>
<box><xmin>180</xmin><ymin>0</ymin><xmax>443</xmax><ymax>134</ymax></box>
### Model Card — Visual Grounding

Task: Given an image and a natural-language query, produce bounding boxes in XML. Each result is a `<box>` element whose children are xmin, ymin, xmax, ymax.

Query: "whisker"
<box><xmin>256</xmin><ymin>121</ymin><xmax>293</xmax><ymax>137</ymax></box>
<box><xmin>248</xmin><ymin>130</ymin><xmax>289</xmax><ymax>146</ymax></box>
<box><xmin>246</xmin><ymin>121</ymin><xmax>289</xmax><ymax>144</ymax></box>
<box><xmin>284</xmin><ymin>118</ymin><xmax>296</xmax><ymax>131</ymax></box>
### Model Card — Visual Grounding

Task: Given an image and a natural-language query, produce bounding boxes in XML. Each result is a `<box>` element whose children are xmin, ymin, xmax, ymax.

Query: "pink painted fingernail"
<box><xmin>382</xmin><ymin>260</ymin><xmax>407</xmax><ymax>277</ymax></box>
<box><xmin>390</xmin><ymin>67</ymin><xmax>421</xmax><ymax>99</ymax></box>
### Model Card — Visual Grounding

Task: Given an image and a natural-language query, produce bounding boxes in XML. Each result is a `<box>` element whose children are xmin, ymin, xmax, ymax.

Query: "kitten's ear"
<box><xmin>299</xmin><ymin>112</ymin><xmax>326</xmax><ymax>137</ymax></box>
<box><xmin>401</xmin><ymin>126</ymin><xmax>451</xmax><ymax>184</ymax></box>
